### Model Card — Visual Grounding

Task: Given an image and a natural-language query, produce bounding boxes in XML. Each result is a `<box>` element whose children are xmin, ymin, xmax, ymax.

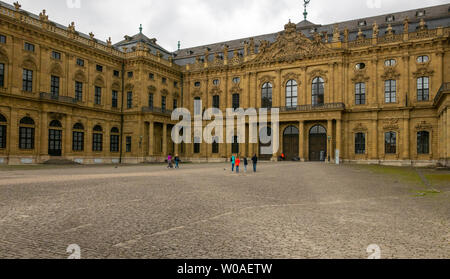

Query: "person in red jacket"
<box><xmin>235</xmin><ymin>156</ymin><xmax>241</xmax><ymax>173</ymax></box>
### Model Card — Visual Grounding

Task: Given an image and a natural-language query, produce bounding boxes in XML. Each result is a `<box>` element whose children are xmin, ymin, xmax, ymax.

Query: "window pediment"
<box><xmin>413</xmin><ymin>66</ymin><xmax>434</xmax><ymax>78</ymax></box>
<box><xmin>282</xmin><ymin>73</ymin><xmax>301</xmax><ymax>87</ymax></box>
<box><xmin>381</xmin><ymin>66</ymin><xmax>400</xmax><ymax>80</ymax></box>
<box><xmin>308</xmin><ymin>69</ymin><xmax>328</xmax><ymax>83</ymax></box>
<box><xmin>351</xmin><ymin>69</ymin><xmax>370</xmax><ymax>83</ymax></box>
<box><xmin>258</xmin><ymin>75</ymin><xmax>276</xmax><ymax>89</ymax></box>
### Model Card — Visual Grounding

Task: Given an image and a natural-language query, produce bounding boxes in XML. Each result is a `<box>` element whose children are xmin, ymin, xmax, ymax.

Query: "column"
<box><xmin>403</xmin><ymin>117</ymin><xmax>410</xmax><ymax>160</ymax></box>
<box><xmin>148</xmin><ymin>121</ymin><xmax>154</xmax><ymax>156</ymax></box>
<box><xmin>40</xmin><ymin>111</ymin><xmax>48</xmax><ymax>156</ymax></box>
<box><xmin>277</xmin><ymin>70</ymin><xmax>282</xmax><ymax>108</ymax></box>
<box><xmin>162</xmin><ymin>123</ymin><xmax>167</xmax><ymax>156</ymax></box>
<box><xmin>336</xmin><ymin>119</ymin><xmax>342</xmax><ymax>163</ymax></box>
<box><xmin>446</xmin><ymin>109</ymin><xmax>450</xmax><ymax>160</ymax></box>
<box><xmin>299</xmin><ymin>121</ymin><xmax>305</xmax><ymax>161</ymax></box>
<box><xmin>371</xmin><ymin>119</ymin><xmax>378</xmax><ymax>160</ymax></box>
<box><xmin>65</xmin><ymin>115</ymin><xmax>72</xmax><ymax>156</ymax></box>
<box><xmin>9</xmin><ymin>110</ymin><xmax>18</xmax><ymax>156</ymax></box>
<box><xmin>327</xmin><ymin>120</ymin><xmax>333</xmax><ymax>162</ymax></box>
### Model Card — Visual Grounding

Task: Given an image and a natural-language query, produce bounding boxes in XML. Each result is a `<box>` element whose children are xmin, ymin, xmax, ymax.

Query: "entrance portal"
<box><xmin>283</xmin><ymin>126</ymin><xmax>299</xmax><ymax>160</ymax></box>
<box><xmin>309</xmin><ymin>125</ymin><xmax>327</xmax><ymax>161</ymax></box>
<box><xmin>48</xmin><ymin>120</ymin><xmax>62</xmax><ymax>157</ymax></box>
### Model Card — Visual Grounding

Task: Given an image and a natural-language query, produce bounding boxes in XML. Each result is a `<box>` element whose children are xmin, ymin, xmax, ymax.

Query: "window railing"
<box><xmin>280</xmin><ymin>103</ymin><xmax>345</xmax><ymax>112</ymax></box>
<box><xmin>39</xmin><ymin>92</ymin><xmax>78</xmax><ymax>104</ymax></box>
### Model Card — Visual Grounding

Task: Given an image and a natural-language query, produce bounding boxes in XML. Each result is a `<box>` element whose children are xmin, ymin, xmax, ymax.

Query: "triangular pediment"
<box><xmin>251</xmin><ymin>21</ymin><xmax>335</xmax><ymax>64</ymax></box>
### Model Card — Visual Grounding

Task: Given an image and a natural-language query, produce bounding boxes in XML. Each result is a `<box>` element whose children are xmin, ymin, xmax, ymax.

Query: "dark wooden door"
<box><xmin>48</xmin><ymin>129</ymin><xmax>62</xmax><ymax>156</ymax></box>
<box><xmin>309</xmin><ymin>134</ymin><xmax>327</xmax><ymax>161</ymax></box>
<box><xmin>283</xmin><ymin>134</ymin><xmax>299</xmax><ymax>160</ymax></box>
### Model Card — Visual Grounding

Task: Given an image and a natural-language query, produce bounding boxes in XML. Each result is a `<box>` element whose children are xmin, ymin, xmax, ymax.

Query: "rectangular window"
<box><xmin>19</xmin><ymin>127</ymin><xmax>34</xmax><ymax>149</ymax></box>
<box><xmin>0</xmin><ymin>63</ymin><xmax>5</xmax><ymax>88</ymax></box>
<box><xmin>51</xmin><ymin>76</ymin><xmax>60</xmax><ymax>97</ymax></box>
<box><xmin>149</xmin><ymin>73</ymin><xmax>154</xmax><ymax>80</ymax></box>
<box><xmin>51</xmin><ymin>51</ymin><xmax>61</xmax><ymax>60</ymax></box>
<box><xmin>212</xmin><ymin>139</ymin><xmax>219</xmax><ymax>154</ymax></box>
<box><xmin>232</xmin><ymin>94</ymin><xmax>240</xmax><ymax>110</ymax></box>
<box><xmin>72</xmin><ymin>131</ymin><xmax>84</xmax><ymax>151</ymax></box>
<box><xmin>113</xmin><ymin>70</ymin><xmax>120</xmax><ymax>77</ymax></box>
<box><xmin>94</xmin><ymin>86</ymin><xmax>102</xmax><ymax>105</ymax></box>
<box><xmin>161</xmin><ymin>96</ymin><xmax>166</xmax><ymax>111</ymax></box>
<box><xmin>127</xmin><ymin>92</ymin><xmax>133</xmax><ymax>109</ymax></box>
<box><xmin>0</xmin><ymin>125</ymin><xmax>6</xmax><ymax>149</ymax></box>
<box><xmin>213</xmin><ymin>95</ymin><xmax>220</xmax><ymax>109</ymax></box>
<box><xmin>417</xmin><ymin>77</ymin><xmax>429</xmax><ymax>101</ymax></box>
<box><xmin>110</xmin><ymin>135</ymin><xmax>119</xmax><ymax>152</ymax></box>
<box><xmin>92</xmin><ymin>133</ymin><xmax>103</xmax><ymax>152</ymax></box>
<box><xmin>75</xmin><ymin>81</ymin><xmax>83</xmax><ymax>101</ymax></box>
<box><xmin>173</xmin><ymin>99</ymin><xmax>178</xmax><ymax>110</ymax></box>
<box><xmin>126</xmin><ymin>136</ymin><xmax>132</xmax><ymax>153</ymax></box>
<box><xmin>194</xmin><ymin>97</ymin><xmax>201</xmax><ymax>114</ymax></box>
<box><xmin>0</xmin><ymin>35</ymin><xmax>6</xmax><ymax>44</ymax></box>
<box><xmin>355</xmin><ymin>133</ymin><xmax>366</xmax><ymax>154</ymax></box>
<box><xmin>385</xmin><ymin>80</ymin><xmax>396</xmax><ymax>103</ymax></box>
<box><xmin>112</xmin><ymin>90</ymin><xmax>118</xmax><ymax>108</ymax></box>
<box><xmin>22</xmin><ymin>69</ymin><xmax>33</xmax><ymax>92</ymax></box>
<box><xmin>96</xmin><ymin>65</ymin><xmax>103</xmax><ymax>72</ymax></box>
<box><xmin>385</xmin><ymin>132</ymin><xmax>397</xmax><ymax>154</ymax></box>
<box><xmin>194</xmin><ymin>143</ymin><xmax>201</xmax><ymax>154</ymax></box>
<box><xmin>148</xmin><ymin>93</ymin><xmax>154</xmax><ymax>108</ymax></box>
<box><xmin>355</xmin><ymin>83</ymin><xmax>366</xmax><ymax>105</ymax></box>
<box><xmin>76</xmin><ymin>58</ymin><xmax>84</xmax><ymax>67</ymax></box>
<box><xmin>24</xmin><ymin>42</ymin><xmax>35</xmax><ymax>52</ymax></box>
<box><xmin>417</xmin><ymin>131</ymin><xmax>430</xmax><ymax>154</ymax></box>
<box><xmin>127</xmin><ymin>72</ymin><xmax>133</xmax><ymax>78</ymax></box>
<box><xmin>162</xmin><ymin>77</ymin><xmax>167</xmax><ymax>84</ymax></box>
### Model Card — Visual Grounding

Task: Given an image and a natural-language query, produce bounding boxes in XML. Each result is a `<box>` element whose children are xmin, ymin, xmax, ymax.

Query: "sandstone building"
<box><xmin>0</xmin><ymin>1</ymin><xmax>449</xmax><ymax>166</ymax></box>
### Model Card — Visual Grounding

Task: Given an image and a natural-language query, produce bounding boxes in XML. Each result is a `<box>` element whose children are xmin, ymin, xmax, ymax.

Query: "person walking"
<box><xmin>252</xmin><ymin>154</ymin><xmax>258</xmax><ymax>172</ymax></box>
<box><xmin>235</xmin><ymin>156</ymin><xmax>240</xmax><ymax>174</ymax></box>
<box><xmin>231</xmin><ymin>154</ymin><xmax>236</xmax><ymax>172</ymax></box>
<box><xmin>167</xmin><ymin>154</ymin><xmax>173</xmax><ymax>169</ymax></box>
<box><xmin>174</xmin><ymin>154</ymin><xmax>180</xmax><ymax>169</ymax></box>
<box><xmin>244</xmin><ymin>157</ymin><xmax>248</xmax><ymax>172</ymax></box>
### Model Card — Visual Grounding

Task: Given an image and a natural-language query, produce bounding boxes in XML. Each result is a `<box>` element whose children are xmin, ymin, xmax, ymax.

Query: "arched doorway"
<box><xmin>309</xmin><ymin>125</ymin><xmax>327</xmax><ymax>161</ymax></box>
<box><xmin>48</xmin><ymin>120</ymin><xmax>62</xmax><ymax>156</ymax></box>
<box><xmin>283</xmin><ymin>126</ymin><xmax>299</xmax><ymax>160</ymax></box>
<box><xmin>259</xmin><ymin>126</ymin><xmax>272</xmax><ymax>161</ymax></box>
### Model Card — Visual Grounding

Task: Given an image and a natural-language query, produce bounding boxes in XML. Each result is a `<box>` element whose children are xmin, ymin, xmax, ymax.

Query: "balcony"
<box><xmin>39</xmin><ymin>92</ymin><xmax>78</xmax><ymax>104</ymax></box>
<box><xmin>433</xmin><ymin>82</ymin><xmax>450</xmax><ymax>107</ymax></box>
<box><xmin>142</xmin><ymin>107</ymin><xmax>173</xmax><ymax>116</ymax></box>
<box><xmin>280</xmin><ymin>103</ymin><xmax>345</xmax><ymax>112</ymax></box>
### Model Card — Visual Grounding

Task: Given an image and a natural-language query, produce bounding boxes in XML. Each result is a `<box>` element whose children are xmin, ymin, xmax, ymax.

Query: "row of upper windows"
<box><xmin>355</xmin><ymin>55</ymin><xmax>429</xmax><ymax>70</ymax></box>
<box><xmin>354</xmin><ymin>131</ymin><xmax>431</xmax><ymax>155</ymax></box>
<box><xmin>194</xmin><ymin>77</ymin><xmax>241</xmax><ymax>87</ymax></box>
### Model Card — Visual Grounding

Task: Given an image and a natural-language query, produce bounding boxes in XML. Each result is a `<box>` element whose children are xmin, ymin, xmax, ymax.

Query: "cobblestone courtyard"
<box><xmin>0</xmin><ymin>162</ymin><xmax>449</xmax><ymax>259</ymax></box>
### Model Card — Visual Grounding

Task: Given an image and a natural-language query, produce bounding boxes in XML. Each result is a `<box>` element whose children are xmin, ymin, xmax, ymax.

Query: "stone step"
<box><xmin>43</xmin><ymin>158</ymin><xmax>79</xmax><ymax>165</ymax></box>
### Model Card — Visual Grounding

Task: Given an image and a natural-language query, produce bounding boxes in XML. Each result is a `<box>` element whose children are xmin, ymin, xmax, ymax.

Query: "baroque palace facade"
<box><xmin>0</xmin><ymin>1</ymin><xmax>449</xmax><ymax>166</ymax></box>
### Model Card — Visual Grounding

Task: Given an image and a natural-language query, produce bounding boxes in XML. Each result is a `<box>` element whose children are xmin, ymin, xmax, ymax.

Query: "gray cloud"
<box><xmin>6</xmin><ymin>0</ymin><xmax>449</xmax><ymax>51</ymax></box>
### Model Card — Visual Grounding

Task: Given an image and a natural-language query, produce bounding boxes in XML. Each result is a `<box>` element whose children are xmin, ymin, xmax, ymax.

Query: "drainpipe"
<box><xmin>119</xmin><ymin>62</ymin><xmax>125</xmax><ymax>164</ymax></box>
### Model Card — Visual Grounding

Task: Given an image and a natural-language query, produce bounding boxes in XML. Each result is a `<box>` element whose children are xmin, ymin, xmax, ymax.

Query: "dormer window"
<box><xmin>386</xmin><ymin>15</ymin><xmax>395</xmax><ymax>22</ymax></box>
<box><xmin>416</xmin><ymin>10</ymin><xmax>426</xmax><ymax>17</ymax></box>
<box><xmin>232</xmin><ymin>77</ymin><xmax>240</xmax><ymax>84</ymax></box>
<box><xmin>194</xmin><ymin>81</ymin><xmax>201</xmax><ymax>87</ymax></box>
<box><xmin>96</xmin><ymin>65</ymin><xmax>103</xmax><ymax>72</ymax></box>
<box><xmin>51</xmin><ymin>51</ymin><xmax>61</xmax><ymax>60</ymax></box>
<box><xmin>358</xmin><ymin>20</ymin><xmax>367</xmax><ymax>27</ymax></box>
<box><xmin>127</xmin><ymin>71</ymin><xmax>133</xmax><ymax>78</ymax></box>
<box><xmin>213</xmin><ymin>79</ymin><xmax>220</xmax><ymax>86</ymax></box>
<box><xmin>113</xmin><ymin>70</ymin><xmax>120</xmax><ymax>77</ymax></box>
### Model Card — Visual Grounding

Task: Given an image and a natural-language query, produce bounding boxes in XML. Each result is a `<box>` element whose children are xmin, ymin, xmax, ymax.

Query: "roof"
<box><xmin>114</xmin><ymin>31</ymin><xmax>172</xmax><ymax>59</ymax></box>
<box><xmin>172</xmin><ymin>3</ymin><xmax>450</xmax><ymax>66</ymax></box>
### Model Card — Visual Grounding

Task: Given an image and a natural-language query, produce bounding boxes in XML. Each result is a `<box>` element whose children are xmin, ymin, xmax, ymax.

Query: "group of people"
<box><xmin>230</xmin><ymin>154</ymin><xmax>258</xmax><ymax>173</ymax></box>
<box><xmin>166</xmin><ymin>154</ymin><xmax>180</xmax><ymax>169</ymax></box>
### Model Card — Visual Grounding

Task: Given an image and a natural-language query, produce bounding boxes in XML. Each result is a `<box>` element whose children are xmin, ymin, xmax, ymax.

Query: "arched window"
<box><xmin>72</xmin><ymin>123</ymin><xmax>84</xmax><ymax>151</ymax></box>
<box><xmin>417</xmin><ymin>77</ymin><xmax>429</xmax><ymax>101</ymax></box>
<box><xmin>110</xmin><ymin>127</ymin><xmax>120</xmax><ymax>152</ymax></box>
<box><xmin>312</xmin><ymin>77</ymin><xmax>324</xmax><ymax>106</ymax></box>
<box><xmin>92</xmin><ymin>125</ymin><xmax>103</xmax><ymax>152</ymax></box>
<box><xmin>310</xmin><ymin>125</ymin><xmax>326</xmax><ymax>135</ymax></box>
<box><xmin>0</xmin><ymin>113</ymin><xmax>6</xmax><ymax>149</ymax></box>
<box><xmin>19</xmin><ymin>117</ymin><xmax>35</xmax><ymax>150</ymax></box>
<box><xmin>355</xmin><ymin>133</ymin><xmax>366</xmax><ymax>154</ymax></box>
<box><xmin>261</xmin><ymin>82</ymin><xmax>272</xmax><ymax>109</ymax></box>
<box><xmin>385</xmin><ymin>132</ymin><xmax>397</xmax><ymax>154</ymax></box>
<box><xmin>232</xmin><ymin>94</ymin><xmax>240</xmax><ymax>110</ymax></box>
<box><xmin>417</xmin><ymin>131</ymin><xmax>430</xmax><ymax>154</ymax></box>
<box><xmin>285</xmin><ymin>80</ymin><xmax>298</xmax><ymax>108</ymax></box>
<box><xmin>49</xmin><ymin>120</ymin><xmax>62</xmax><ymax>128</ymax></box>
<box><xmin>212</xmin><ymin>95</ymin><xmax>220</xmax><ymax>109</ymax></box>
<box><xmin>232</xmin><ymin>136</ymin><xmax>239</xmax><ymax>154</ymax></box>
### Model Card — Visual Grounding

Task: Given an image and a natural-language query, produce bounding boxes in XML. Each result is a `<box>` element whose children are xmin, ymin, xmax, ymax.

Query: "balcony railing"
<box><xmin>142</xmin><ymin>107</ymin><xmax>173</xmax><ymax>115</ymax></box>
<box><xmin>433</xmin><ymin>82</ymin><xmax>450</xmax><ymax>107</ymax></box>
<box><xmin>280</xmin><ymin>103</ymin><xmax>345</xmax><ymax>112</ymax></box>
<box><xmin>40</xmin><ymin>92</ymin><xmax>78</xmax><ymax>104</ymax></box>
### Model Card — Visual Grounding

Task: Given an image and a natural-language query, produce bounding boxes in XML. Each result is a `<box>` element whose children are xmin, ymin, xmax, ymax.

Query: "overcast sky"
<box><xmin>6</xmin><ymin>0</ymin><xmax>449</xmax><ymax>51</ymax></box>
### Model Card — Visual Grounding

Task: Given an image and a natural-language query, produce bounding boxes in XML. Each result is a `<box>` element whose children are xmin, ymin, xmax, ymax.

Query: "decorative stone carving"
<box><xmin>192</xmin><ymin>88</ymin><xmax>202</xmax><ymax>97</ymax></box>
<box><xmin>403</xmin><ymin>17</ymin><xmax>409</xmax><ymax>33</ymax></box>
<box><xmin>49</xmin><ymin>63</ymin><xmax>63</xmax><ymax>76</ymax></box>
<box><xmin>210</xmin><ymin>86</ymin><xmax>222</xmax><ymax>95</ymax></box>
<box><xmin>372</xmin><ymin>22</ymin><xmax>379</xmax><ymax>38</ymax></box>
<box><xmin>282</xmin><ymin>73</ymin><xmax>301</xmax><ymax>86</ymax></box>
<box><xmin>353</xmin><ymin>123</ymin><xmax>368</xmax><ymax>132</ymax></box>
<box><xmin>308</xmin><ymin>69</ymin><xmax>328</xmax><ymax>83</ymax></box>
<box><xmin>415</xmin><ymin>121</ymin><xmax>433</xmax><ymax>131</ymax></box>
<box><xmin>332</xmin><ymin>24</ymin><xmax>340</xmax><ymax>42</ymax></box>
<box><xmin>230</xmin><ymin>84</ymin><xmax>243</xmax><ymax>94</ymax></box>
<box><xmin>383</xmin><ymin>118</ymin><xmax>400</xmax><ymax>130</ymax></box>
<box><xmin>252</xmin><ymin>21</ymin><xmax>334</xmax><ymax>64</ymax></box>
<box><xmin>148</xmin><ymin>85</ymin><xmax>156</xmax><ymax>92</ymax></box>
<box><xmin>39</xmin><ymin>10</ymin><xmax>48</xmax><ymax>22</ymax></box>
<box><xmin>258</xmin><ymin>75</ymin><xmax>276</xmax><ymax>89</ymax></box>
<box><xmin>381</xmin><ymin>66</ymin><xmax>400</xmax><ymax>80</ymax></box>
<box><xmin>413</xmin><ymin>66</ymin><xmax>434</xmax><ymax>78</ymax></box>
<box><xmin>13</xmin><ymin>1</ymin><xmax>21</xmax><ymax>10</ymax></box>
<box><xmin>351</xmin><ymin>69</ymin><xmax>370</xmax><ymax>83</ymax></box>
<box><xmin>161</xmin><ymin>89</ymin><xmax>169</xmax><ymax>96</ymax></box>
<box><xmin>74</xmin><ymin>70</ymin><xmax>86</xmax><ymax>82</ymax></box>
